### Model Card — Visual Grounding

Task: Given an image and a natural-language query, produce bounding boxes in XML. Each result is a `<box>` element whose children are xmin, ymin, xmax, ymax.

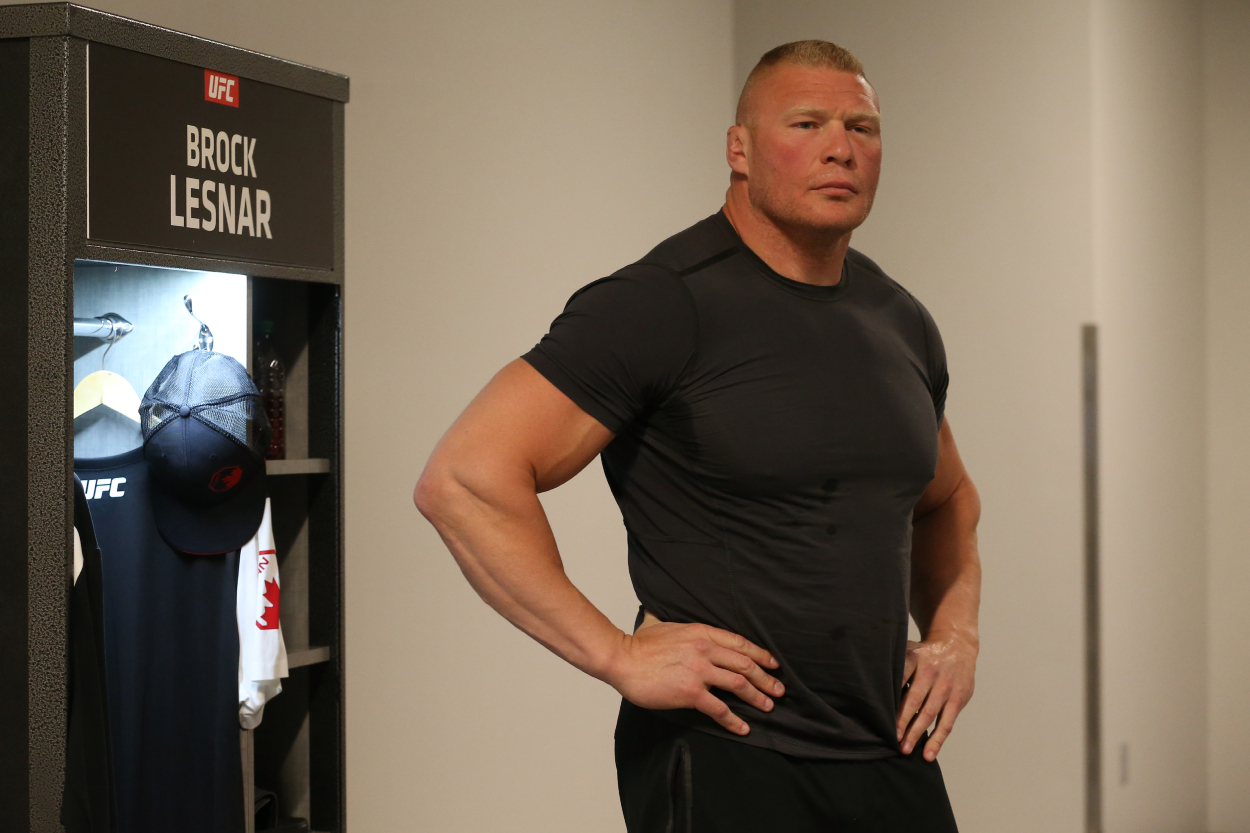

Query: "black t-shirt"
<box><xmin>73</xmin><ymin>449</ymin><xmax>244</xmax><ymax>832</ymax></box>
<box><xmin>62</xmin><ymin>475</ymin><xmax>116</xmax><ymax>833</ymax></box>
<box><xmin>523</xmin><ymin>211</ymin><xmax>948</xmax><ymax>759</ymax></box>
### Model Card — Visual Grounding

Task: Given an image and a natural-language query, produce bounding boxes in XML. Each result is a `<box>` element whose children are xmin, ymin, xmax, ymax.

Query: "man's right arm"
<box><xmin>414</xmin><ymin>358</ymin><xmax>785</xmax><ymax>735</ymax></box>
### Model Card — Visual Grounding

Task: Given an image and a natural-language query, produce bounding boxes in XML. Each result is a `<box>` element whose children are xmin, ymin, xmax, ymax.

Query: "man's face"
<box><xmin>730</xmin><ymin>66</ymin><xmax>882</xmax><ymax>236</ymax></box>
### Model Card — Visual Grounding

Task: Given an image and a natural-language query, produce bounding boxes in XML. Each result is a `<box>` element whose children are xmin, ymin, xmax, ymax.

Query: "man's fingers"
<box><xmin>708</xmin><ymin>646</ymin><xmax>785</xmax><ymax>699</ymax></box>
<box><xmin>694</xmin><ymin>690</ymin><xmax>749</xmax><ymax>735</ymax></box>
<box><xmin>897</xmin><ymin>691</ymin><xmax>924</xmax><ymax>743</ymax></box>
<box><xmin>896</xmin><ymin>670</ymin><xmax>934</xmax><ymax>740</ymax></box>
<box><xmin>708</xmin><ymin>667</ymin><xmax>774</xmax><ymax>713</ymax></box>
<box><xmin>923</xmin><ymin>701</ymin><xmax>961</xmax><ymax>762</ymax></box>
<box><xmin>902</xmin><ymin>686</ymin><xmax>948</xmax><ymax>754</ymax></box>
<box><xmin>704</xmin><ymin>626</ymin><xmax>779</xmax><ymax>670</ymax></box>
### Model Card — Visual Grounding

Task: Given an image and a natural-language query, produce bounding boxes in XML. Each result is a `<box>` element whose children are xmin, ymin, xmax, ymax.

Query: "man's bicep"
<box><xmin>913</xmin><ymin>419</ymin><xmax>969</xmax><ymax>520</ymax></box>
<box><xmin>430</xmin><ymin>358</ymin><xmax>615</xmax><ymax>496</ymax></box>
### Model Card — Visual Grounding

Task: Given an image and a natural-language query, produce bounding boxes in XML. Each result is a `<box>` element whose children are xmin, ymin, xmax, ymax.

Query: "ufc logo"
<box><xmin>83</xmin><ymin>478</ymin><xmax>126</xmax><ymax>499</ymax></box>
<box><xmin>204</xmin><ymin>69</ymin><xmax>239</xmax><ymax>107</ymax></box>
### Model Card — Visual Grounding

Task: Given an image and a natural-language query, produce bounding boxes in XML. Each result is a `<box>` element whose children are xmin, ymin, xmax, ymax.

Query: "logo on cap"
<box><xmin>210</xmin><ymin>465</ymin><xmax>244</xmax><ymax>492</ymax></box>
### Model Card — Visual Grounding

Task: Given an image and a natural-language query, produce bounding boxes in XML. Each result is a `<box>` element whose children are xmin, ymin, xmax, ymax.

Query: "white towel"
<box><xmin>236</xmin><ymin>498</ymin><xmax>289</xmax><ymax>729</ymax></box>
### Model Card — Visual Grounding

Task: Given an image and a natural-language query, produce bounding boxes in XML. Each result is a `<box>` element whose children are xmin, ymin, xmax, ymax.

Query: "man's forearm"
<box><xmin>910</xmin><ymin>477</ymin><xmax>981</xmax><ymax>644</ymax></box>
<box><xmin>415</xmin><ymin>468</ymin><xmax>626</xmax><ymax>682</ymax></box>
<box><xmin>899</xmin><ymin>473</ymin><xmax>981</xmax><ymax>758</ymax></box>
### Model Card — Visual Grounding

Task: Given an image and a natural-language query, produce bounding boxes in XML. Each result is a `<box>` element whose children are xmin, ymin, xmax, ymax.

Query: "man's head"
<box><xmin>727</xmin><ymin>40</ymin><xmax>881</xmax><ymax>239</ymax></box>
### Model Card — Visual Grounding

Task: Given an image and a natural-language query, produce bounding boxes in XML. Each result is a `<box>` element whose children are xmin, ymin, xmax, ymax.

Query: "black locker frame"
<box><xmin>0</xmin><ymin>5</ymin><xmax>348</xmax><ymax>831</ymax></box>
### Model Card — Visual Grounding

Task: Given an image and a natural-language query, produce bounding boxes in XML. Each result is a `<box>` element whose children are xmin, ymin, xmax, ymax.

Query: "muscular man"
<box><xmin>416</xmin><ymin>40</ymin><xmax>980</xmax><ymax>831</ymax></box>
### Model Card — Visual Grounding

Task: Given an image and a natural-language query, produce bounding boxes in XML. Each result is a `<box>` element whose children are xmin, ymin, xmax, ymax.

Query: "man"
<box><xmin>416</xmin><ymin>40</ymin><xmax>980</xmax><ymax>831</ymax></box>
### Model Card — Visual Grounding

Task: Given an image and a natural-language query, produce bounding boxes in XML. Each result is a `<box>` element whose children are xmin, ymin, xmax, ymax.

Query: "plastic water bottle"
<box><xmin>253</xmin><ymin>320</ymin><xmax>286</xmax><ymax>459</ymax></box>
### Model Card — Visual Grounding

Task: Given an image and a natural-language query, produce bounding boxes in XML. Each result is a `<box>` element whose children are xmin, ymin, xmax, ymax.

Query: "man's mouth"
<box><xmin>812</xmin><ymin>180</ymin><xmax>857</xmax><ymax>196</ymax></box>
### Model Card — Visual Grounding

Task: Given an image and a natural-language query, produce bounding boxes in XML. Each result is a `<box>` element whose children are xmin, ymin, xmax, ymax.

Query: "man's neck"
<box><xmin>722</xmin><ymin>187</ymin><xmax>852</xmax><ymax>287</ymax></box>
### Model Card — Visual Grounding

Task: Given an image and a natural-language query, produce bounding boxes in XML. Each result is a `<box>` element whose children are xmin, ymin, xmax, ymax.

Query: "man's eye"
<box><xmin>795</xmin><ymin>121</ymin><xmax>818</xmax><ymax>129</ymax></box>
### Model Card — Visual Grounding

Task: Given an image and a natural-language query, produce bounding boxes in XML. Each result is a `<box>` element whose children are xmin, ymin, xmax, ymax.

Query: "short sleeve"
<box><xmin>522</xmin><ymin>266</ymin><xmax>697</xmax><ymax>434</ymax></box>
<box><xmin>915</xmin><ymin>299</ymin><xmax>949</xmax><ymax>425</ymax></box>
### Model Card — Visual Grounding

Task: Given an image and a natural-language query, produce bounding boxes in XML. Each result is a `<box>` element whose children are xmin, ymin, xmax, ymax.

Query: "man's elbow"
<box><xmin>415</xmin><ymin>454</ymin><xmax>534</xmax><ymax>531</ymax></box>
<box><xmin>914</xmin><ymin>472</ymin><xmax>981</xmax><ymax>526</ymax></box>
<box><xmin>958</xmin><ymin>475</ymin><xmax>982</xmax><ymax>527</ymax></box>
<box><xmin>413</xmin><ymin>467</ymin><xmax>455</xmax><ymax>526</ymax></box>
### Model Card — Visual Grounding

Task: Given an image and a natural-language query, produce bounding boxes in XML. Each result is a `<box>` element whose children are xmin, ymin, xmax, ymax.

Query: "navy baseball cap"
<box><xmin>139</xmin><ymin>350</ymin><xmax>272</xmax><ymax>555</ymax></box>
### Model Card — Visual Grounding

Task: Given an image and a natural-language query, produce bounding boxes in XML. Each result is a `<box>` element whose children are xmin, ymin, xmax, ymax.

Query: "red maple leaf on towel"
<box><xmin>258</xmin><ymin>578</ymin><xmax>280</xmax><ymax>630</ymax></box>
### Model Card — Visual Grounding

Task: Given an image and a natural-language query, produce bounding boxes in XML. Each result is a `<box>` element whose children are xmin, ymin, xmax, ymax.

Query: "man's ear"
<box><xmin>726</xmin><ymin>124</ymin><xmax>750</xmax><ymax>177</ymax></box>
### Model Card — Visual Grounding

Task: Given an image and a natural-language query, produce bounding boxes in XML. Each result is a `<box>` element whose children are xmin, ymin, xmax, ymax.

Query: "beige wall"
<box><xmin>1092</xmin><ymin>3</ymin><xmax>1208</xmax><ymax>831</ymax></box>
<box><xmin>1204</xmin><ymin>3</ymin><xmax>1250</xmax><ymax>830</ymax></box>
<box><xmin>734</xmin><ymin>3</ymin><xmax>1094</xmax><ymax>831</ymax></box>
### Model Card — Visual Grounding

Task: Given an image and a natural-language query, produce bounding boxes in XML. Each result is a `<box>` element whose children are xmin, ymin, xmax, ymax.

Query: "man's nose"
<box><xmin>822</xmin><ymin>123</ymin><xmax>854</xmax><ymax>165</ymax></box>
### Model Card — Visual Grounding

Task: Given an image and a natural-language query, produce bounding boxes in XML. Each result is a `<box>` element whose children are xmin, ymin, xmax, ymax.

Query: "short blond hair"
<box><xmin>736</xmin><ymin>40</ymin><xmax>869</xmax><ymax>125</ymax></box>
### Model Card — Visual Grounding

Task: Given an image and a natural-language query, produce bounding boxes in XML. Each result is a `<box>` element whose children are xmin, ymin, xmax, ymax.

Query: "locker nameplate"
<box><xmin>88</xmin><ymin>43</ymin><xmax>335</xmax><ymax>270</ymax></box>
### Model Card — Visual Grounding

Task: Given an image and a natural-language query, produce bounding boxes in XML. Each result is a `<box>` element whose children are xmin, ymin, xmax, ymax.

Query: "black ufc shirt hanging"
<box><xmin>62</xmin><ymin>475</ymin><xmax>116</xmax><ymax>833</ymax></box>
<box><xmin>523</xmin><ymin>211</ymin><xmax>948</xmax><ymax>760</ymax></box>
<box><xmin>74</xmin><ymin>449</ymin><xmax>244</xmax><ymax>832</ymax></box>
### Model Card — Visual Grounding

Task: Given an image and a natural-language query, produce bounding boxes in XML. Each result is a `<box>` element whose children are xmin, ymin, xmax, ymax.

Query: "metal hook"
<box><xmin>183</xmin><ymin>294</ymin><xmax>215</xmax><ymax>351</ymax></box>
<box><xmin>95</xmin><ymin>313</ymin><xmax>132</xmax><ymax>370</ymax></box>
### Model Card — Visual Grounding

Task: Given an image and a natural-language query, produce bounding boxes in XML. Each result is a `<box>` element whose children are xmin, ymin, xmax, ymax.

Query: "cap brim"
<box><xmin>149</xmin><ymin>465</ymin><xmax>268</xmax><ymax>555</ymax></box>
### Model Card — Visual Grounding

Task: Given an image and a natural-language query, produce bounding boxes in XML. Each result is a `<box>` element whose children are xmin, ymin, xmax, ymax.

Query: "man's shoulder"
<box><xmin>555</xmin><ymin>216</ymin><xmax>730</xmax><ymax>315</ymax></box>
<box><xmin>847</xmin><ymin>248</ymin><xmax>922</xmax><ymax>305</ymax></box>
<box><xmin>846</xmin><ymin>248</ymin><xmax>941</xmax><ymax>334</ymax></box>
<box><xmin>845</xmin><ymin>246</ymin><xmax>890</xmax><ymax>280</ymax></box>
<box><xmin>631</xmin><ymin>211</ymin><xmax>738</xmax><ymax>276</ymax></box>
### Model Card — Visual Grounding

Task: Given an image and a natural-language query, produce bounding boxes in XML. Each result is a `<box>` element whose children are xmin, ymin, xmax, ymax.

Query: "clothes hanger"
<box><xmin>73</xmin><ymin>371</ymin><xmax>142</xmax><ymax>421</ymax></box>
<box><xmin>183</xmin><ymin>294</ymin><xmax>214</xmax><ymax>351</ymax></box>
<box><xmin>73</xmin><ymin>314</ymin><xmax>141</xmax><ymax>422</ymax></box>
<box><xmin>73</xmin><ymin>297</ymin><xmax>215</xmax><ymax>421</ymax></box>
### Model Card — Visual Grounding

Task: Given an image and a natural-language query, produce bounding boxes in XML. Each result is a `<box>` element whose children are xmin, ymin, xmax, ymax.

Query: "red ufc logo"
<box><xmin>204</xmin><ymin>69</ymin><xmax>239</xmax><ymax>107</ymax></box>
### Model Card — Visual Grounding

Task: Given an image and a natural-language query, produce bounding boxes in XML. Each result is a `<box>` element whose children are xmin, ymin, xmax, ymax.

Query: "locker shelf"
<box><xmin>267</xmin><ymin>458</ymin><xmax>331</xmax><ymax>476</ymax></box>
<box><xmin>286</xmin><ymin>645</ymin><xmax>333</xmax><ymax>669</ymax></box>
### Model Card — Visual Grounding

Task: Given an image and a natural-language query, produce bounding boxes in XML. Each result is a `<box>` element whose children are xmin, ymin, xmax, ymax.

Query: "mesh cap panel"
<box><xmin>140</xmin><ymin>350</ymin><xmax>271</xmax><ymax>461</ymax></box>
<box><xmin>197</xmin><ymin>399</ymin><xmax>269</xmax><ymax>453</ymax></box>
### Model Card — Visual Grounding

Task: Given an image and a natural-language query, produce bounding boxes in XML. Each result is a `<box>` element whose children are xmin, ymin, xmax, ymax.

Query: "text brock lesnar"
<box><xmin>171</xmin><ymin>125</ymin><xmax>272</xmax><ymax>238</ymax></box>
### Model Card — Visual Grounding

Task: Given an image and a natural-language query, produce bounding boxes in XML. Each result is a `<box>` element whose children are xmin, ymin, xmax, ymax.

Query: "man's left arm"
<box><xmin>899</xmin><ymin>417</ymin><xmax>982</xmax><ymax>761</ymax></box>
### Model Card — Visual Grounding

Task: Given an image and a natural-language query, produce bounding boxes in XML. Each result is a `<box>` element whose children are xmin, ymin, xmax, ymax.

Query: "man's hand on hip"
<box><xmin>605</xmin><ymin>612</ymin><xmax>785</xmax><ymax>736</ymax></box>
<box><xmin>896</xmin><ymin>632</ymin><xmax>977</xmax><ymax>761</ymax></box>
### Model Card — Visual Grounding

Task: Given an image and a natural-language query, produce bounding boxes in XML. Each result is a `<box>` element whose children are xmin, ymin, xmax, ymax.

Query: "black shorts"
<box><xmin>614</xmin><ymin>699</ymin><xmax>959</xmax><ymax>833</ymax></box>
